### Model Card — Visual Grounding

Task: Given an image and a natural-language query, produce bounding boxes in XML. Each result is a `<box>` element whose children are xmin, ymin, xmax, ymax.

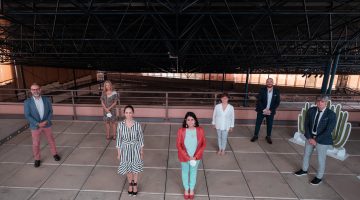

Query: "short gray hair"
<box><xmin>30</xmin><ymin>83</ymin><xmax>41</xmax><ymax>88</ymax></box>
<box><xmin>316</xmin><ymin>95</ymin><xmax>330</xmax><ymax>102</ymax></box>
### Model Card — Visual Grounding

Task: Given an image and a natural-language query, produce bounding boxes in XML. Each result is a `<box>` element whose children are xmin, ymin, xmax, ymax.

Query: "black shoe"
<box><xmin>265</xmin><ymin>136</ymin><xmax>272</xmax><ymax>144</ymax></box>
<box><xmin>53</xmin><ymin>154</ymin><xmax>61</xmax><ymax>161</ymax></box>
<box><xmin>132</xmin><ymin>182</ymin><xmax>138</xmax><ymax>196</ymax></box>
<box><xmin>294</xmin><ymin>169</ymin><xmax>308</xmax><ymax>176</ymax></box>
<box><xmin>250</xmin><ymin>136</ymin><xmax>258</xmax><ymax>142</ymax></box>
<box><xmin>34</xmin><ymin>160</ymin><xmax>41</xmax><ymax>168</ymax></box>
<box><xmin>128</xmin><ymin>181</ymin><xmax>133</xmax><ymax>196</ymax></box>
<box><xmin>310</xmin><ymin>177</ymin><xmax>322</xmax><ymax>185</ymax></box>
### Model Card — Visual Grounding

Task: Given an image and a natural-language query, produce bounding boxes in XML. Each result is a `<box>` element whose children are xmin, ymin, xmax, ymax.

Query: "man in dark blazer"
<box><xmin>24</xmin><ymin>83</ymin><xmax>61</xmax><ymax>167</ymax></box>
<box><xmin>294</xmin><ymin>95</ymin><xmax>336</xmax><ymax>185</ymax></box>
<box><xmin>250</xmin><ymin>78</ymin><xmax>281</xmax><ymax>144</ymax></box>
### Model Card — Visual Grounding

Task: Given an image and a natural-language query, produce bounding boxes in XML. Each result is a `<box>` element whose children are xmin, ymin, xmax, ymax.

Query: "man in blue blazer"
<box><xmin>250</xmin><ymin>78</ymin><xmax>281</xmax><ymax>144</ymax></box>
<box><xmin>24</xmin><ymin>83</ymin><xmax>61</xmax><ymax>167</ymax></box>
<box><xmin>294</xmin><ymin>95</ymin><xmax>336</xmax><ymax>185</ymax></box>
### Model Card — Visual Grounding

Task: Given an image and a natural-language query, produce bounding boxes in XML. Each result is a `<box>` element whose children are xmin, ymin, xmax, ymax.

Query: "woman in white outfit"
<box><xmin>212</xmin><ymin>93</ymin><xmax>235</xmax><ymax>155</ymax></box>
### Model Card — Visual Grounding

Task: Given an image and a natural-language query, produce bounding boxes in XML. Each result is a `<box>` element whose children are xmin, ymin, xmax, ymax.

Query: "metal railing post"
<box><xmin>214</xmin><ymin>93</ymin><xmax>217</xmax><ymax>106</ymax></box>
<box><xmin>71</xmin><ymin>91</ymin><xmax>77</xmax><ymax>120</ymax></box>
<box><xmin>118</xmin><ymin>90</ymin><xmax>121</xmax><ymax>108</ymax></box>
<box><xmin>244</xmin><ymin>67</ymin><xmax>250</xmax><ymax>107</ymax></box>
<box><xmin>165</xmin><ymin>92</ymin><xmax>169</xmax><ymax>121</ymax></box>
<box><xmin>117</xmin><ymin>90</ymin><xmax>121</xmax><ymax>120</ymax></box>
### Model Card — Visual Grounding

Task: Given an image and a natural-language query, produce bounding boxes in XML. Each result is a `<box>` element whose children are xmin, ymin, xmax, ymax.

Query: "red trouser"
<box><xmin>31</xmin><ymin>127</ymin><xmax>58</xmax><ymax>160</ymax></box>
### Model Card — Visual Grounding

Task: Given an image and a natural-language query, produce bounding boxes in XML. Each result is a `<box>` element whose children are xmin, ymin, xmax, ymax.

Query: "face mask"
<box><xmin>190</xmin><ymin>159</ymin><xmax>197</xmax><ymax>166</ymax></box>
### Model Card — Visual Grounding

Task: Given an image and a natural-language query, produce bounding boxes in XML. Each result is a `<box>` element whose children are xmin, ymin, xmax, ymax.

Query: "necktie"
<box><xmin>312</xmin><ymin>110</ymin><xmax>322</xmax><ymax>133</ymax></box>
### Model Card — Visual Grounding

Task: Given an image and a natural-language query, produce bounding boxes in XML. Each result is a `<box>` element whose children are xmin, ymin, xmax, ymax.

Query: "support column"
<box><xmin>321</xmin><ymin>59</ymin><xmax>332</xmax><ymax>94</ymax></box>
<box><xmin>208</xmin><ymin>73</ymin><xmax>211</xmax><ymax>89</ymax></box>
<box><xmin>13</xmin><ymin>61</ymin><xmax>20</xmax><ymax>89</ymax></box>
<box><xmin>72</xmin><ymin>68</ymin><xmax>78</xmax><ymax>97</ymax></box>
<box><xmin>19</xmin><ymin>64</ymin><xmax>28</xmax><ymax>100</ymax></box>
<box><xmin>0</xmin><ymin>0</ymin><xmax>3</xmax><ymax>15</ymax></box>
<box><xmin>327</xmin><ymin>52</ymin><xmax>341</xmax><ymax>95</ymax></box>
<box><xmin>20</xmin><ymin>65</ymin><xmax>26</xmax><ymax>89</ymax></box>
<box><xmin>221</xmin><ymin>72</ymin><xmax>225</xmax><ymax>92</ymax></box>
<box><xmin>243</xmin><ymin>67</ymin><xmax>250</xmax><ymax>107</ymax></box>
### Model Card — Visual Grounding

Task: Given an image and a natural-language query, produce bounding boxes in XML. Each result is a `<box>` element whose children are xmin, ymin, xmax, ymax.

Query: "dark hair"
<box><xmin>182</xmin><ymin>112</ymin><xmax>200</xmax><ymax>128</ymax></box>
<box><xmin>124</xmin><ymin>105</ymin><xmax>134</xmax><ymax>113</ymax></box>
<box><xmin>219</xmin><ymin>92</ymin><xmax>229</xmax><ymax>99</ymax></box>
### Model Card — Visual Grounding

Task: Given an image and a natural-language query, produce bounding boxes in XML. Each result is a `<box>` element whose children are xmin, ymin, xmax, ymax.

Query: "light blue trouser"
<box><xmin>302</xmin><ymin>140</ymin><xmax>330</xmax><ymax>179</ymax></box>
<box><xmin>181</xmin><ymin>160</ymin><xmax>200</xmax><ymax>190</ymax></box>
<box><xmin>216</xmin><ymin>129</ymin><xmax>228</xmax><ymax>150</ymax></box>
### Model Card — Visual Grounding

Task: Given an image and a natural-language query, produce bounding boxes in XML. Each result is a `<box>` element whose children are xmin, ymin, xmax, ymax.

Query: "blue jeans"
<box><xmin>181</xmin><ymin>160</ymin><xmax>200</xmax><ymax>190</ymax></box>
<box><xmin>216</xmin><ymin>129</ymin><xmax>228</xmax><ymax>150</ymax></box>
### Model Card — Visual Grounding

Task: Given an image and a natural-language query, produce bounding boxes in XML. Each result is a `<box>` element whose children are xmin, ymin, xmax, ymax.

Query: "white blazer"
<box><xmin>212</xmin><ymin>103</ymin><xmax>235</xmax><ymax>131</ymax></box>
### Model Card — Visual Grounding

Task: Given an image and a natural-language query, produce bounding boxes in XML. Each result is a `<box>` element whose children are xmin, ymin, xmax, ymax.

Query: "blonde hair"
<box><xmin>103</xmin><ymin>80</ymin><xmax>113</xmax><ymax>93</ymax></box>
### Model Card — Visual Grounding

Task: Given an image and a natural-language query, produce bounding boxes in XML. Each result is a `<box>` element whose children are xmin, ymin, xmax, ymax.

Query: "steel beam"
<box><xmin>5</xmin><ymin>11</ymin><xmax>360</xmax><ymax>15</ymax></box>
<box><xmin>51</xmin><ymin>0</ymin><xmax>60</xmax><ymax>38</ymax></box>
<box><xmin>303</xmin><ymin>0</ymin><xmax>311</xmax><ymax>39</ymax></box>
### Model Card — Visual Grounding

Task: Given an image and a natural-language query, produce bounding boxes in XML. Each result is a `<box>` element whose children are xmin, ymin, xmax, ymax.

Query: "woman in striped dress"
<box><xmin>116</xmin><ymin>105</ymin><xmax>144</xmax><ymax>196</ymax></box>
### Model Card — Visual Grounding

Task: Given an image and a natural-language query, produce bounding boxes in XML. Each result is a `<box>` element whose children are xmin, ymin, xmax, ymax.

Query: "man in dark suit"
<box><xmin>24</xmin><ymin>83</ymin><xmax>61</xmax><ymax>167</ymax></box>
<box><xmin>294</xmin><ymin>95</ymin><xmax>336</xmax><ymax>185</ymax></box>
<box><xmin>250</xmin><ymin>78</ymin><xmax>281</xmax><ymax>144</ymax></box>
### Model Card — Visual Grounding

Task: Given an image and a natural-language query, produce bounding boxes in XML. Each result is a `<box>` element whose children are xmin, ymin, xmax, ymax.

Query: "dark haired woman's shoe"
<box><xmin>184</xmin><ymin>194</ymin><xmax>189</xmax><ymax>199</ymax></box>
<box><xmin>132</xmin><ymin>182</ymin><xmax>138</xmax><ymax>196</ymax></box>
<box><xmin>184</xmin><ymin>190</ymin><xmax>189</xmax><ymax>199</ymax></box>
<box><xmin>189</xmin><ymin>190</ymin><xmax>194</xmax><ymax>199</ymax></box>
<box><xmin>189</xmin><ymin>194</ymin><xmax>194</xmax><ymax>199</ymax></box>
<box><xmin>128</xmin><ymin>181</ymin><xmax>133</xmax><ymax>196</ymax></box>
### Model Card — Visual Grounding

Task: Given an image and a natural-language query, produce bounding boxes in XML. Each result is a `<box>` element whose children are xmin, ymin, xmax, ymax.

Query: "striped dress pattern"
<box><xmin>116</xmin><ymin>120</ymin><xmax>144</xmax><ymax>175</ymax></box>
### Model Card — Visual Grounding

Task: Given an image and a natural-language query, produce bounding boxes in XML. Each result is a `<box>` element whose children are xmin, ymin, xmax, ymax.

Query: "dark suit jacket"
<box><xmin>24</xmin><ymin>96</ymin><xmax>53</xmax><ymax>130</ymax></box>
<box><xmin>304</xmin><ymin>107</ymin><xmax>336</xmax><ymax>145</ymax></box>
<box><xmin>255</xmin><ymin>87</ymin><xmax>281</xmax><ymax>115</ymax></box>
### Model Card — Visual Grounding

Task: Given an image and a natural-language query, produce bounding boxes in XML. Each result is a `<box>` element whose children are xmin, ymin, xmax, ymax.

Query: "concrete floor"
<box><xmin>0</xmin><ymin>120</ymin><xmax>359</xmax><ymax>200</ymax></box>
<box><xmin>0</xmin><ymin>119</ymin><xmax>28</xmax><ymax>144</ymax></box>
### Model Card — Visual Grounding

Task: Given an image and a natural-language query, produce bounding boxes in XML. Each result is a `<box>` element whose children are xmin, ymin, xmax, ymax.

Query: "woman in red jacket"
<box><xmin>176</xmin><ymin>112</ymin><xmax>206</xmax><ymax>199</ymax></box>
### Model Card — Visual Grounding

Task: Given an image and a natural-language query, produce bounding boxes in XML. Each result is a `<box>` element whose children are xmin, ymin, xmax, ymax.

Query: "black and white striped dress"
<box><xmin>116</xmin><ymin>120</ymin><xmax>144</xmax><ymax>175</ymax></box>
